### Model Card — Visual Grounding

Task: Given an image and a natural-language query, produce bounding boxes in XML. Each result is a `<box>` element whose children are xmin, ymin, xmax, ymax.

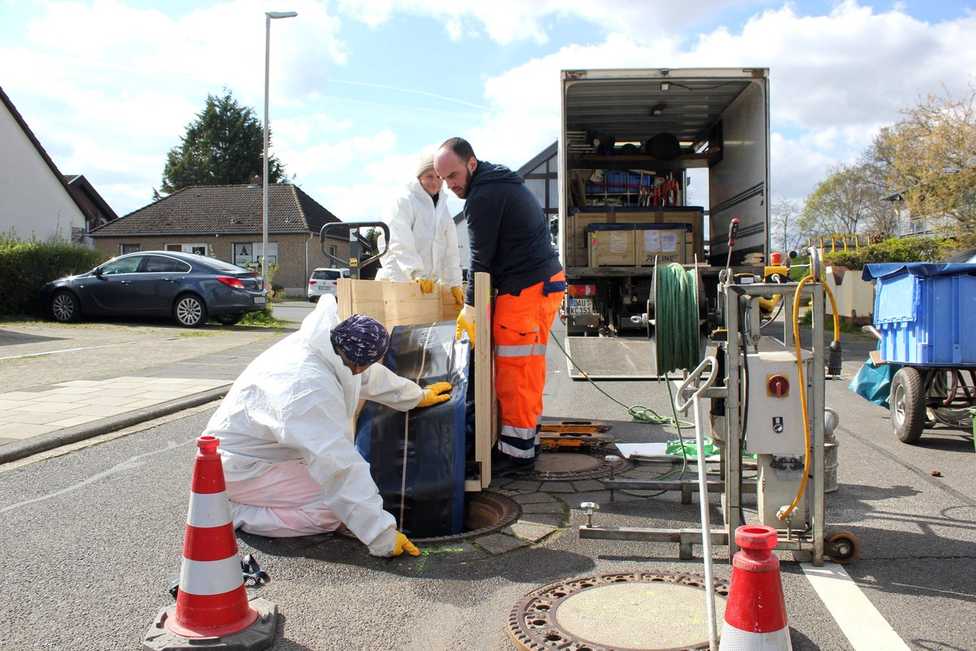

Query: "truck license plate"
<box><xmin>253</xmin><ymin>296</ymin><xmax>267</xmax><ymax>305</ymax></box>
<box><xmin>567</xmin><ymin>297</ymin><xmax>594</xmax><ymax>315</ymax></box>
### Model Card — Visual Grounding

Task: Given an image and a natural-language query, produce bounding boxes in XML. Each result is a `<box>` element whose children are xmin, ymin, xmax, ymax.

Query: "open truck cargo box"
<box><xmin>558</xmin><ymin>68</ymin><xmax>770</xmax><ymax>334</ymax></box>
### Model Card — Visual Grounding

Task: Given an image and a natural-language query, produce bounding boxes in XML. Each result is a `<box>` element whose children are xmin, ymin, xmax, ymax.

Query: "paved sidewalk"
<box><xmin>0</xmin><ymin>323</ymin><xmax>288</xmax><ymax>461</ymax></box>
<box><xmin>0</xmin><ymin>377</ymin><xmax>228</xmax><ymax>445</ymax></box>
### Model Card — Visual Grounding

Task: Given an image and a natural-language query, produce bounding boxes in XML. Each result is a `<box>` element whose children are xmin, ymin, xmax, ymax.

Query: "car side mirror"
<box><xmin>94</xmin><ymin>267</ymin><xmax>104</xmax><ymax>277</ymax></box>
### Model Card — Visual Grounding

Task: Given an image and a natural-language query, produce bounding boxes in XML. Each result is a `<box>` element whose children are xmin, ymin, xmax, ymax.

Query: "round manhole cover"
<box><xmin>508</xmin><ymin>572</ymin><xmax>728</xmax><ymax>651</ymax></box>
<box><xmin>535</xmin><ymin>453</ymin><xmax>602</xmax><ymax>474</ymax></box>
<box><xmin>526</xmin><ymin>452</ymin><xmax>631</xmax><ymax>481</ymax></box>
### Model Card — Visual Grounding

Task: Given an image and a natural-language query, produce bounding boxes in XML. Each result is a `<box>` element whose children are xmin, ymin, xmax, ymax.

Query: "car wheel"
<box><xmin>309</xmin><ymin>295</ymin><xmax>319</xmax><ymax>303</ymax></box>
<box><xmin>891</xmin><ymin>367</ymin><xmax>926</xmax><ymax>444</ymax></box>
<box><xmin>174</xmin><ymin>294</ymin><xmax>207</xmax><ymax>328</ymax></box>
<box><xmin>51</xmin><ymin>290</ymin><xmax>80</xmax><ymax>323</ymax></box>
<box><xmin>216</xmin><ymin>314</ymin><xmax>243</xmax><ymax>326</ymax></box>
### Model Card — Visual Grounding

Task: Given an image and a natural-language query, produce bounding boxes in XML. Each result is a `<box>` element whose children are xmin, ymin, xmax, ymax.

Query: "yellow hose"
<box><xmin>778</xmin><ymin>277</ymin><xmax>840</xmax><ymax>522</ymax></box>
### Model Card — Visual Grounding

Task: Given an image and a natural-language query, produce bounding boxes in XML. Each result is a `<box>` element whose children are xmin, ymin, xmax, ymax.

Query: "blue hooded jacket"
<box><xmin>463</xmin><ymin>161</ymin><xmax>562</xmax><ymax>304</ymax></box>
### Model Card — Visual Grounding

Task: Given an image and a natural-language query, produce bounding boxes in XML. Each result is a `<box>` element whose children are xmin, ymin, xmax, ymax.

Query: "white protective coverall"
<box><xmin>205</xmin><ymin>295</ymin><xmax>423</xmax><ymax>556</ymax></box>
<box><xmin>375</xmin><ymin>179</ymin><xmax>463</xmax><ymax>286</ymax></box>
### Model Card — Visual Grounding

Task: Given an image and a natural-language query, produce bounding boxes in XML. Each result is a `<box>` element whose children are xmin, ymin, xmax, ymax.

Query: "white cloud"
<box><xmin>309</xmin><ymin>143</ymin><xmax>447</xmax><ymax>222</ymax></box>
<box><xmin>338</xmin><ymin>0</ymin><xmax>746</xmax><ymax>45</ymax></box>
<box><xmin>460</xmin><ymin>2</ymin><xmax>976</xmax><ymax>202</ymax></box>
<box><xmin>0</xmin><ymin>0</ymin><xmax>347</xmax><ymax>213</ymax></box>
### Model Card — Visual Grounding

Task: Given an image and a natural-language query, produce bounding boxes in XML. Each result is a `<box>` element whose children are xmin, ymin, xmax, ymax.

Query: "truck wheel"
<box><xmin>891</xmin><ymin>367</ymin><xmax>926</xmax><ymax>444</ymax></box>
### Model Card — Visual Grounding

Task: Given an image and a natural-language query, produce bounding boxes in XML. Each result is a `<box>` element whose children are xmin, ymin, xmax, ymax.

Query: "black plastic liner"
<box><xmin>355</xmin><ymin>322</ymin><xmax>470</xmax><ymax>538</ymax></box>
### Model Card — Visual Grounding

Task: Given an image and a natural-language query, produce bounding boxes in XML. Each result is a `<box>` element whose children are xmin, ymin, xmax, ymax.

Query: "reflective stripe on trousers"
<box><xmin>493</xmin><ymin>271</ymin><xmax>565</xmax><ymax>461</ymax></box>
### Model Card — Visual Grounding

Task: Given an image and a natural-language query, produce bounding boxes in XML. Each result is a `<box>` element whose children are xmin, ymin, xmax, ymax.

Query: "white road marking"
<box><xmin>802</xmin><ymin>562</ymin><xmax>910</xmax><ymax>650</ymax></box>
<box><xmin>0</xmin><ymin>342</ymin><xmax>130</xmax><ymax>361</ymax></box>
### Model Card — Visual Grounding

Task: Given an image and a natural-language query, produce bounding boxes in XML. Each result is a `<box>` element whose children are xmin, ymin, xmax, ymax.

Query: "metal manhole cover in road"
<box><xmin>507</xmin><ymin>572</ymin><xmax>729</xmax><ymax>651</ymax></box>
<box><xmin>528</xmin><ymin>452</ymin><xmax>631</xmax><ymax>481</ymax></box>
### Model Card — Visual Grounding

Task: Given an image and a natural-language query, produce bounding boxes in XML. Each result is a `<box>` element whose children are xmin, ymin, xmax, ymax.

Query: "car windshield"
<box><xmin>312</xmin><ymin>270</ymin><xmax>343</xmax><ymax>280</ymax></box>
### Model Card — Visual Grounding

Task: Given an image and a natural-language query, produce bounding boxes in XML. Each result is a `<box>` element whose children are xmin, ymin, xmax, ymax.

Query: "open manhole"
<box><xmin>412</xmin><ymin>491</ymin><xmax>522</xmax><ymax>544</ymax></box>
<box><xmin>527</xmin><ymin>451</ymin><xmax>631</xmax><ymax>481</ymax></box>
<box><xmin>508</xmin><ymin>571</ymin><xmax>729</xmax><ymax>651</ymax></box>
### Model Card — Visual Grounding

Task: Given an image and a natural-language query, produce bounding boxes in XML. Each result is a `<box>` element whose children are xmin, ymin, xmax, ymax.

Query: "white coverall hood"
<box><xmin>205</xmin><ymin>296</ymin><xmax>423</xmax><ymax>555</ymax></box>
<box><xmin>375</xmin><ymin>178</ymin><xmax>463</xmax><ymax>286</ymax></box>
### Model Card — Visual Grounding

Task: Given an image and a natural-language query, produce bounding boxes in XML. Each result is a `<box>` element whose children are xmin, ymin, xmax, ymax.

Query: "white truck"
<box><xmin>559</xmin><ymin>68</ymin><xmax>770</xmax><ymax>334</ymax></box>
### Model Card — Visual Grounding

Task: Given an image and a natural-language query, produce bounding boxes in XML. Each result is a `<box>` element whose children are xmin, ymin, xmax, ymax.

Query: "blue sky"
<box><xmin>1</xmin><ymin>0</ymin><xmax>974</xmax><ymax>220</ymax></box>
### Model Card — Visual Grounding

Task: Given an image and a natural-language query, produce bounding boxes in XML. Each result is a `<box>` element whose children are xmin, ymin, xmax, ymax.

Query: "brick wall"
<box><xmin>92</xmin><ymin>233</ymin><xmax>350</xmax><ymax>297</ymax></box>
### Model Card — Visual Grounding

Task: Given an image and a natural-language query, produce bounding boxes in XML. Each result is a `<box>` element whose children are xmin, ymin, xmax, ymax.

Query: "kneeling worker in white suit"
<box><xmin>205</xmin><ymin>295</ymin><xmax>452</xmax><ymax>557</ymax></box>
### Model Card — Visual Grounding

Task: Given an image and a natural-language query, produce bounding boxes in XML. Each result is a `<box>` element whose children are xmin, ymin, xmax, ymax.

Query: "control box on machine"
<box><xmin>744</xmin><ymin>349</ymin><xmax>813</xmax><ymax>455</ymax></box>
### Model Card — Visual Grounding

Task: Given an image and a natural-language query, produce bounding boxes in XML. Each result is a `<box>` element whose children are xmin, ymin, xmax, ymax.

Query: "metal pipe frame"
<box><xmin>581</xmin><ymin>282</ymin><xmax>828</xmax><ymax>565</ymax></box>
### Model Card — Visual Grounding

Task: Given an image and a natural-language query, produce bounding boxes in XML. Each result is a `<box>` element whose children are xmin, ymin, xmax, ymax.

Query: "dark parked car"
<box><xmin>42</xmin><ymin>251</ymin><xmax>267</xmax><ymax>327</ymax></box>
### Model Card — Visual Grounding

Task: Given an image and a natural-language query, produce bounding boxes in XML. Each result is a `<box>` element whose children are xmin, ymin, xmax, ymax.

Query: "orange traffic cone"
<box><xmin>143</xmin><ymin>435</ymin><xmax>278</xmax><ymax>650</ymax></box>
<box><xmin>719</xmin><ymin>525</ymin><xmax>792</xmax><ymax>650</ymax></box>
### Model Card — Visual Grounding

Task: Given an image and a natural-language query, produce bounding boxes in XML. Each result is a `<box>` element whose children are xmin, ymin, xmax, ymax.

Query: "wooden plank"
<box><xmin>335</xmin><ymin>278</ymin><xmax>460</xmax><ymax>327</ymax></box>
<box><xmin>474</xmin><ymin>271</ymin><xmax>494</xmax><ymax>488</ymax></box>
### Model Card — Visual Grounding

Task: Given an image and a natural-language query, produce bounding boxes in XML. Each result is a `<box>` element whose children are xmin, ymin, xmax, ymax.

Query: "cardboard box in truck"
<box><xmin>636</xmin><ymin>223</ymin><xmax>693</xmax><ymax>265</ymax></box>
<box><xmin>587</xmin><ymin>224</ymin><xmax>636</xmax><ymax>266</ymax></box>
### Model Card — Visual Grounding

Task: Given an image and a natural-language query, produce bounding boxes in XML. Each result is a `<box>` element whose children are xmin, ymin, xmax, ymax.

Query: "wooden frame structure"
<box><xmin>336</xmin><ymin>273</ymin><xmax>496</xmax><ymax>490</ymax></box>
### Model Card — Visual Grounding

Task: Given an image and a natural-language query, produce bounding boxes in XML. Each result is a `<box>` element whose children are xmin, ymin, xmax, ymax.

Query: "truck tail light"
<box><xmin>217</xmin><ymin>276</ymin><xmax>245</xmax><ymax>289</ymax></box>
<box><xmin>568</xmin><ymin>284</ymin><xmax>596</xmax><ymax>297</ymax></box>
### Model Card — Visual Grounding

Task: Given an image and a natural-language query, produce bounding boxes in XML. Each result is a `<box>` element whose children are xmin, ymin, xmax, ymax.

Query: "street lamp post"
<box><xmin>262</xmin><ymin>10</ymin><xmax>298</xmax><ymax>293</ymax></box>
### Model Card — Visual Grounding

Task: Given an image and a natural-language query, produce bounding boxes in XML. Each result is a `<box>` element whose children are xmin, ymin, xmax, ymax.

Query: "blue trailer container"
<box><xmin>863</xmin><ymin>263</ymin><xmax>976</xmax><ymax>366</ymax></box>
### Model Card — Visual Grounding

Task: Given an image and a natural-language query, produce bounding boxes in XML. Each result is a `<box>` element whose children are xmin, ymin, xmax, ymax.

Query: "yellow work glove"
<box><xmin>391</xmin><ymin>531</ymin><xmax>421</xmax><ymax>557</ymax></box>
<box><xmin>450</xmin><ymin>286</ymin><xmax>465</xmax><ymax>306</ymax></box>
<box><xmin>417</xmin><ymin>381</ymin><xmax>452</xmax><ymax>408</ymax></box>
<box><xmin>416</xmin><ymin>278</ymin><xmax>435</xmax><ymax>294</ymax></box>
<box><xmin>456</xmin><ymin>304</ymin><xmax>476</xmax><ymax>346</ymax></box>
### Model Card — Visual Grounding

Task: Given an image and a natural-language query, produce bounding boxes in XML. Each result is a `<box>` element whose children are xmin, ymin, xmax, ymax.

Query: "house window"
<box><xmin>167</xmin><ymin>243</ymin><xmax>209</xmax><ymax>256</ymax></box>
<box><xmin>120</xmin><ymin>243</ymin><xmax>141</xmax><ymax>255</ymax></box>
<box><xmin>252</xmin><ymin>242</ymin><xmax>278</xmax><ymax>266</ymax></box>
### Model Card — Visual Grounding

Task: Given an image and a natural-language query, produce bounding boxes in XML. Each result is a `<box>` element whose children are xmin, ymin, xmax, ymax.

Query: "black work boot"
<box><xmin>491</xmin><ymin>448</ymin><xmax>536</xmax><ymax>477</ymax></box>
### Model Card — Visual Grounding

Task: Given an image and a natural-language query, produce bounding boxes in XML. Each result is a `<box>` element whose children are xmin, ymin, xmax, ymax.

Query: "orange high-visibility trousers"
<box><xmin>493</xmin><ymin>271</ymin><xmax>565</xmax><ymax>459</ymax></box>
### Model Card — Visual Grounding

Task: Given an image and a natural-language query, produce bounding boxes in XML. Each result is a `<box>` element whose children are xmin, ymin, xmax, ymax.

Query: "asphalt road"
<box><xmin>272</xmin><ymin>300</ymin><xmax>316</xmax><ymax>325</ymax></box>
<box><xmin>1</xmin><ymin>325</ymin><xmax>974</xmax><ymax>650</ymax></box>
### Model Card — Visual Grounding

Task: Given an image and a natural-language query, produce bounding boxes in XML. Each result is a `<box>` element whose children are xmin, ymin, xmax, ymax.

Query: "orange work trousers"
<box><xmin>493</xmin><ymin>271</ymin><xmax>565</xmax><ymax>459</ymax></box>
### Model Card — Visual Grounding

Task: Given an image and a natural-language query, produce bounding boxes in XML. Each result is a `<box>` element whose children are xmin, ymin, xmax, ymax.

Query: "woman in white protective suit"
<box><xmin>375</xmin><ymin>152</ymin><xmax>465</xmax><ymax>305</ymax></box>
<box><xmin>205</xmin><ymin>295</ymin><xmax>452</xmax><ymax>557</ymax></box>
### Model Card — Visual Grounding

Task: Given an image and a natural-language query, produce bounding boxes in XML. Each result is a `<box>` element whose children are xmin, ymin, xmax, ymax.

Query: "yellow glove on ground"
<box><xmin>451</xmin><ymin>286</ymin><xmax>465</xmax><ymax>306</ymax></box>
<box><xmin>391</xmin><ymin>531</ymin><xmax>421</xmax><ymax>557</ymax></box>
<box><xmin>456</xmin><ymin>304</ymin><xmax>476</xmax><ymax>347</ymax></box>
<box><xmin>416</xmin><ymin>278</ymin><xmax>435</xmax><ymax>294</ymax></box>
<box><xmin>417</xmin><ymin>381</ymin><xmax>452</xmax><ymax>408</ymax></box>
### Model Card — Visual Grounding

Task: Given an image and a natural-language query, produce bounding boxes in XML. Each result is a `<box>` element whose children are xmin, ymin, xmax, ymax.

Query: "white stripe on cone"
<box><xmin>179</xmin><ymin>556</ymin><xmax>244</xmax><ymax>596</ymax></box>
<box><xmin>187</xmin><ymin>491</ymin><xmax>234</xmax><ymax>528</ymax></box>
<box><xmin>719</xmin><ymin>622</ymin><xmax>792</xmax><ymax>650</ymax></box>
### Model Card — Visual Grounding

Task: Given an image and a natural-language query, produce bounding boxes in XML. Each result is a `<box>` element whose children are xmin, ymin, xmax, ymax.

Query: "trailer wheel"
<box><xmin>891</xmin><ymin>367</ymin><xmax>926</xmax><ymax>444</ymax></box>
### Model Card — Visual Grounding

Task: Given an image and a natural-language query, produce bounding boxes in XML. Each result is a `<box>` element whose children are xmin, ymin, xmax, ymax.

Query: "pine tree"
<box><xmin>158</xmin><ymin>91</ymin><xmax>287</xmax><ymax>196</ymax></box>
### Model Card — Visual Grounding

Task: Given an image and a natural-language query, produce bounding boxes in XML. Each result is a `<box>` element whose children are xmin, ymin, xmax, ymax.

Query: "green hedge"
<box><xmin>0</xmin><ymin>239</ymin><xmax>107</xmax><ymax>316</ymax></box>
<box><xmin>824</xmin><ymin>236</ymin><xmax>954</xmax><ymax>269</ymax></box>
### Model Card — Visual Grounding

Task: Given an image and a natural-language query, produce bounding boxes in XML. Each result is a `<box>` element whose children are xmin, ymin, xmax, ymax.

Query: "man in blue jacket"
<box><xmin>434</xmin><ymin>137</ymin><xmax>565</xmax><ymax>469</ymax></box>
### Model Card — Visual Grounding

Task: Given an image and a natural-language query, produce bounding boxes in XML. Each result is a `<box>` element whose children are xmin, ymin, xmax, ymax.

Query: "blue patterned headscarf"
<box><xmin>330</xmin><ymin>314</ymin><xmax>389</xmax><ymax>366</ymax></box>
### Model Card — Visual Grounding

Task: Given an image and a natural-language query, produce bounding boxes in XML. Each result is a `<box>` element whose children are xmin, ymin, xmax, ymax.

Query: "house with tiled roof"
<box><xmin>89</xmin><ymin>183</ymin><xmax>350</xmax><ymax>296</ymax></box>
<box><xmin>0</xmin><ymin>85</ymin><xmax>87</xmax><ymax>242</ymax></box>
